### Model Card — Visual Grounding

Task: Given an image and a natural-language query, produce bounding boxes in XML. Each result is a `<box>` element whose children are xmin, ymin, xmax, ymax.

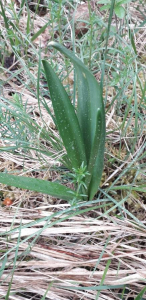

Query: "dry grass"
<box><xmin>0</xmin><ymin>204</ymin><xmax>146</xmax><ymax>299</ymax></box>
<box><xmin>0</xmin><ymin>0</ymin><xmax>146</xmax><ymax>299</ymax></box>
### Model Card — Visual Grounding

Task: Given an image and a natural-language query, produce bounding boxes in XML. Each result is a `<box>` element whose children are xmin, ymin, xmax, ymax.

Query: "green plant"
<box><xmin>43</xmin><ymin>42</ymin><xmax>105</xmax><ymax>199</ymax></box>
<box><xmin>0</xmin><ymin>42</ymin><xmax>105</xmax><ymax>202</ymax></box>
<box><xmin>68</xmin><ymin>162</ymin><xmax>90</xmax><ymax>205</ymax></box>
<box><xmin>98</xmin><ymin>0</ymin><xmax>131</xmax><ymax>19</ymax></box>
<box><xmin>134</xmin><ymin>286</ymin><xmax>146</xmax><ymax>300</ymax></box>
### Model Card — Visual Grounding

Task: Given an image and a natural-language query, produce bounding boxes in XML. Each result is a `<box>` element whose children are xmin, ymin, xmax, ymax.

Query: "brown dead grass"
<box><xmin>0</xmin><ymin>0</ymin><xmax>146</xmax><ymax>299</ymax></box>
<box><xmin>0</xmin><ymin>204</ymin><xmax>146</xmax><ymax>299</ymax></box>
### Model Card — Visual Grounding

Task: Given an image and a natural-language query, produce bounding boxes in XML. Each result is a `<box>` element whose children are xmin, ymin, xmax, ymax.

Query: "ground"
<box><xmin>0</xmin><ymin>0</ymin><xmax>146</xmax><ymax>299</ymax></box>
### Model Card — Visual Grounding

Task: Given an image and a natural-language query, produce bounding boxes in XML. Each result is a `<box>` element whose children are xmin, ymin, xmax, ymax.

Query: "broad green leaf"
<box><xmin>114</xmin><ymin>5</ymin><xmax>125</xmax><ymax>18</ymax></box>
<box><xmin>76</xmin><ymin>73</ymin><xmax>104</xmax><ymax>198</ymax></box>
<box><xmin>100</xmin><ymin>4</ymin><xmax>111</xmax><ymax>11</ymax></box>
<box><xmin>0</xmin><ymin>172</ymin><xmax>75</xmax><ymax>201</ymax></box>
<box><xmin>98</xmin><ymin>0</ymin><xmax>110</xmax><ymax>4</ymax></box>
<box><xmin>134</xmin><ymin>287</ymin><xmax>146</xmax><ymax>300</ymax></box>
<box><xmin>42</xmin><ymin>60</ymin><xmax>87</xmax><ymax>170</ymax></box>
<box><xmin>76</xmin><ymin>69</ymin><xmax>91</xmax><ymax>161</ymax></box>
<box><xmin>88</xmin><ymin>128</ymin><xmax>105</xmax><ymax>200</ymax></box>
<box><xmin>46</xmin><ymin>42</ymin><xmax>105</xmax><ymax>199</ymax></box>
<box><xmin>116</xmin><ymin>0</ymin><xmax>131</xmax><ymax>5</ymax></box>
<box><xmin>85</xmin><ymin>109</ymin><xmax>102</xmax><ymax>195</ymax></box>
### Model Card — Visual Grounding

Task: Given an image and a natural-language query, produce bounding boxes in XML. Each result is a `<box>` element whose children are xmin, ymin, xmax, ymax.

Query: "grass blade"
<box><xmin>0</xmin><ymin>1</ymin><xmax>15</xmax><ymax>48</ymax></box>
<box><xmin>31</xmin><ymin>22</ymin><xmax>50</xmax><ymax>42</ymax></box>
<box><xmin>0</xmin><ymin>254</ymin><xmax>7</xmax><ymax>278</ymax></box>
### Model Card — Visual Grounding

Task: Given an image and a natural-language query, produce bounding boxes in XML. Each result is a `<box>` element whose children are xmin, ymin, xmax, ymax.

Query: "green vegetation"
<box><xmin>0</xmin><ymin>40</ymin><xmax>105</xmax><ymax>202</ymax></box>
<box><xmin>0</xmin><ymin>0</ymin><xmax>145</xmax><ymax>299</ymax></box>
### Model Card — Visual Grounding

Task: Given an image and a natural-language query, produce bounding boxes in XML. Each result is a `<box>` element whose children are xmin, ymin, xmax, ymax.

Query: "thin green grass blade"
<box><xmin>0</xmin><ymin>199</ymin><xmax>110</xmax><ymax>238</ymax></box>
<box><xmin>111</xmin><ymin>185</ymin><xmax>146</xmax><ymax>193</ymax></box>
<box><xmin>0</xmin><ymin>254</ymin><xmax>7</xmax><ymax>278</ymax></box>
<box><xmin>101</xmin><ymin>0</ymin><xmax>115</xmax><ymax>91</ymax></box>
<box><xmin>42</xmin><ymin>60</ymin><xmax>87</xmax><ymax>170</ymax></box>
<box><xmin>31</xmin><ymin>22</ymin><xmax>50</xmax><ymax>42</ymax></box>
<box><xmin>0</xmin><ymin>172</ymin><xmax>75</xmax><ymax>201</ymax></box>
<box><xmin>26</xmin><ymin>5</ymin><xmax>30</xmax><ymax>37</ymax></box>
<box><xmin>18</xmin><ymin>0</ymin><xmax>26</xmax><ymax>18</ymax></box>
<box><xmin>129</xmin><ymin>29</ymin><xmax>137</xmax><ymax>55</ymax></box>
<box><xmin>96</xmin><ymin>258</ymin><xmax>112</xmax><ymax>299</ymax></box>
<box><xmin>4</xmin><ymin>224</ymin><xmax>22</xmax><ymax>300</ymax></box>
<box><xmin>0</xmin><ymin>98</ymin><xmax>64</xmax><ymax>155</ymax></box>
<box><xmin>0</xmin><ymin>1</ymin><xmax>15</xmax><ymax>48</ymax></box>
<box><xmin>41</xmin><ymin>282</ymin><xmax>54</xmax><ymax>300</ymax></box>
<box><xmin>5</xmin><ymin>279</ymin><xmax>12</xmax><ymax>300</ymax></box>
<box><xmin>56</xmin><ymin>284</ymin><xmax>124</xmax><ymax>291</ymax></box>
<box><xmin>92</xmin><ymin>236</ymin><xmax>111</xmax><ymax>276</ymax></box>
